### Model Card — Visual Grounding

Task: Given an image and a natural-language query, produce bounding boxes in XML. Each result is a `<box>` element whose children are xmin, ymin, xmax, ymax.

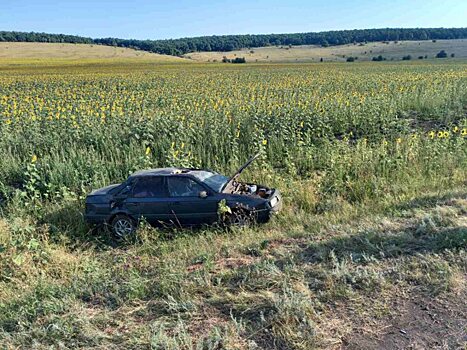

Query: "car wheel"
<box><xmin>111</xmin><ymin>215</ymin><xmax>136</xmax><ymax>239</ymax></box>
<box><xmin>227</xmin><ymin>209</ymin><xmax>253</xmax><ymax>228</ymax></box>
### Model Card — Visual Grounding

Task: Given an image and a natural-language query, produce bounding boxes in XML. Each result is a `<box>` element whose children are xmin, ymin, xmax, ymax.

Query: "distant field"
<box><xmin>185</xmin><ymin>39</ymin><xmax>467</xmax><ymax>63</ymax></box>
<box><xmin>2</xmin><ymin>40</ymin><xmax>466</xmax><ymax>64</ymax></box>
<box><xmin>0</xmin><ymin>42</ymin><xmax>188</xmax><ymax>62</ymax></box>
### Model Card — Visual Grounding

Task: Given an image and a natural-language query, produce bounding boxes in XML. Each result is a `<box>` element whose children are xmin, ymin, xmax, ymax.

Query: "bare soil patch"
<box><xmin>343</xmin><ymin>291</ymin><xmax>467</xmax><ymax>350</ymax></box>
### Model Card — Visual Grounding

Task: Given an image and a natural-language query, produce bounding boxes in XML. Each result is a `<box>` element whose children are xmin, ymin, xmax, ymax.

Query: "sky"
<box><xmin>2</xmin><ymin>0</ymin><xmax>467</xmax><ymax>40</ymax></box>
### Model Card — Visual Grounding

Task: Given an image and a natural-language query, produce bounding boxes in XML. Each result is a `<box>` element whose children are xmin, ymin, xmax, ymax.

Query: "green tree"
<box><xmin>436</xmin><ymin>50</ymin><xmax>448</xmax><ymax>58</ymax></box>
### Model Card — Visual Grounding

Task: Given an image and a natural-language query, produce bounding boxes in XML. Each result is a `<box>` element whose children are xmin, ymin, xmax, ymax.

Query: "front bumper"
<box><xmin>255</xmin><ymin>190</ymin><xmax>282</xmax><ymax>223</ymax></box>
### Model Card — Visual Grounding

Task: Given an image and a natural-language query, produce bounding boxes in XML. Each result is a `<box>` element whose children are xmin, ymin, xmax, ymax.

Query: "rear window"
<box><xmin>132</xmin><ymin>177</ymin><xmax>167</xmax><ymax>198</ymax></box>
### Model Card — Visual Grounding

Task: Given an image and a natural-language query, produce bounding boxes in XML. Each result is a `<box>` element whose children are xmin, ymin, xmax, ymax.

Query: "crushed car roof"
<box><xmin>130</xmin><ymin>168</ymin><xmax>199</xmax><ymax>178</ymax></box>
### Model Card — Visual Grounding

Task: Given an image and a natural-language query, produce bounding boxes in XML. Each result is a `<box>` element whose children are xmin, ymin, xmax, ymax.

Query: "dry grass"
<box><xmin>0</xmin><ymin>42</ymin><xmax>189</xmax><ymax>62</ymax></box>
<box><xmin>0</xmin><ymin>185</ymin><xmax>465</xmax><ymax>349</ymax></box>
<box><xmin>186</xmin><ymin>39</ymin><xmax>467</xmax><ymax>63</ymax></box>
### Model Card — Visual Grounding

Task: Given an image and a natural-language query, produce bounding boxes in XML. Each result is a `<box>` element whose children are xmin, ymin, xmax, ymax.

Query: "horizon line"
<box><xmin>1</xmin><ymin>26</ymin><xmax>466</xmax><ymax>42</ymax></box>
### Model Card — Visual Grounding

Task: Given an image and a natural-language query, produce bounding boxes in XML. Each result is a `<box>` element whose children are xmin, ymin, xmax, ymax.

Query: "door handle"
<box><xmin>126</xmin><ymin>202</ymin><xmax>138</xmax><ymax>206</ymax></box>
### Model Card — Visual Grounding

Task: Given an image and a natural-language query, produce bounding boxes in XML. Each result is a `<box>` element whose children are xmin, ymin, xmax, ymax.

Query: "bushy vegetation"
<box><xmin>436</xmin><ymin>49</ymin><xmax>448</xmax><ymax>58</ymax></box>
<box><xmin>222</xmin><ymin>56</ymin><xmax>246</xmax><ymax>63</ymax></box>
<box><xmin>1</xmin><ymin>27</ymin><xmax>467</xmax><ymax>56</ymax></box>
<box><xmin>0</xmin><ymin>60</ymin><xmax>466</xmax><ymax>348</ymax></box>
<box><xmin>372</xmin><ymin>55</ymin><xmax>386</xmax><ymax>61</ymax></box>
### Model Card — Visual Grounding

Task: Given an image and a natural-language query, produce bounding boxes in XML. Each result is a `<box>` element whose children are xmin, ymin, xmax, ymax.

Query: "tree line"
<box><xmin>1</xmin><ymin>27</ymin><xmax>466</xmax><ymax>56</ymax></box>
<box><xmin>0</xmin><ymin>31</ymin><xmax>93</xmax><ymax>44</ymax></box>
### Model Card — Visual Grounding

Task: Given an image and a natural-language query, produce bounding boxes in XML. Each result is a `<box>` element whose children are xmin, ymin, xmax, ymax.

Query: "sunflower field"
<box><xmin>0</xmin><ymin>60</ymin><xmax>465</xmax><ymax>207</ymax></box>
<box><xmin>0</xmin><ymin>59</ymin><xmax>467</xmax><ymax>349</ymax></box>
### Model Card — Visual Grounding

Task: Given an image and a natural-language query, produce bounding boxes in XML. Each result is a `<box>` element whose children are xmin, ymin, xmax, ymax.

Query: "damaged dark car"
<box><xmin>85</xmin><ymin>154</ymin><xmax>282</xmax><ymax>237</ymax></box>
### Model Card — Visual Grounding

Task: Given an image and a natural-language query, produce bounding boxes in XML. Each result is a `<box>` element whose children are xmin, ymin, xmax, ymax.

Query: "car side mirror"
<box><xmin>199</xmin><ymin>191</ymin><xmax>208</xmax><ymax>198</ymax></box>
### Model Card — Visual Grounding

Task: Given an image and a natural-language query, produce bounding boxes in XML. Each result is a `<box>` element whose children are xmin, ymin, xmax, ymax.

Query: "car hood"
<box><xmin>221</xmin><ymin>153</ymin><xmax>260</xmax><ymax>192</ymax></box>
<box><xmin>89</xmin><ymin>183</ymin><xmax>121</xmax><ymax>196</ymax></box>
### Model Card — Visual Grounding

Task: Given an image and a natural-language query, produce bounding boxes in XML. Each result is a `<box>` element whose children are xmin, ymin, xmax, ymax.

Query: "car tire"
<box><xmin>111</xmin><ymin>214</ymin><xmax>136</xmax><ymax>239</ymax></box>
<box><xmin>226</xmin><ymin>209</ymin><xmax>253</xmax><ymax>228</ymax></box>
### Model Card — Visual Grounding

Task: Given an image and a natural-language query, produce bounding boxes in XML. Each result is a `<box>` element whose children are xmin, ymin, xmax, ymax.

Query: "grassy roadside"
<box><xmin>0</xmin><ymin>171</ymin><xmax>465</xmax><ymax>349</ymax></box>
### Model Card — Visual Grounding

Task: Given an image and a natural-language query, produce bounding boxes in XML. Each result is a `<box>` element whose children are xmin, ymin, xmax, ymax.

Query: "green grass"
<box><xmin>0</xmin><ymin>59</ymin><xmax>466</xmax><ymax>349</ymax></box>
<box><xmin>0</xmin><ymin>183</ymin><xmax>465</xmax><ymax>349</ymax></box>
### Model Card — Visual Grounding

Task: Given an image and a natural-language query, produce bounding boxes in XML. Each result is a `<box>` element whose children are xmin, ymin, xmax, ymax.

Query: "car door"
<box><xmin>124</xmin><ymin>176</ymin><xmax>172</xmax><ymax>224</ymax></box>
<box><xmin>167</xmin><ymin>176</ymin><xmax>219</xmax><ymax>225</ymax></box>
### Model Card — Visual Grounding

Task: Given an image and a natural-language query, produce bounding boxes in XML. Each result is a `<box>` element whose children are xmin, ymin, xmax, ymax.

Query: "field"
<box><xmin>0</xmin><ymin>42</ymin><xmax>187</xmax><ymax>61</ymax></box>
<box><xmin>186</xmin><ymin>39</ymin><xmax>467</xmax><ymax>63</ymax></box>
<box><xmin>0</xmin><ymin>58</ymin><xmax>466</xmax><ymax>349</ymax></box>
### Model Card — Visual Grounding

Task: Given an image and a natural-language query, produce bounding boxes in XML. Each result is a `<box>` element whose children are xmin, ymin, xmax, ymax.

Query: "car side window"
<box><xmin>167</xmin><ymin>177</ymin><xmax>204</xmax><ymax>197</ymax></box>
<box><xmin>132</xmin><ymin>177</ymin><xmax>167</xmax><ymax>198</ymax></box>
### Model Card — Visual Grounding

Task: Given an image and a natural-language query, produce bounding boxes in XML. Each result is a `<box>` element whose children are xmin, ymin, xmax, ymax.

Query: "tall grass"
<box><xmin>0</xmin><ymin>60</ymin><xmax>466</xmax><ymax>349</ymax></box>
<box><xmin>0</xmin><ymin>61</ymin><xmax>465</xmax><ymax>207</ymax></box>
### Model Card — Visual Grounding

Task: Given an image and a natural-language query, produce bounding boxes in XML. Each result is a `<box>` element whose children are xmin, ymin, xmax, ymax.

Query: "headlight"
<box><xmin>270</xmin><ymin>196</ymin><xmax>278</xmax><ymax>207</ymax></box>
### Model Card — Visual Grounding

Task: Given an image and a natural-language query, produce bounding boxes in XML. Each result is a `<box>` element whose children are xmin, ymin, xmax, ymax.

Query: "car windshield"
<box><xmin>190</xmin><ymin>171</ymin><xmax>229</xmax><ymax>192</ymax></box>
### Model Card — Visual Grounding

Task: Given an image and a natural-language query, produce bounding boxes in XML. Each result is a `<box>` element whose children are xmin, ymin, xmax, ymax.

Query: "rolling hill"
<box><xmin>2</xmin><ymin>40</ymin><xmax>465</xmax><ymax>64</ymax></box>
<box><xmin>0</xmin><ymin>42</ymin><xmax>188</xmax><ymax>61</ymax></box>
<box><xmin>185</xmin><ymin>39</ymin><xmax>467</xmax><ymax>63</ymax></box>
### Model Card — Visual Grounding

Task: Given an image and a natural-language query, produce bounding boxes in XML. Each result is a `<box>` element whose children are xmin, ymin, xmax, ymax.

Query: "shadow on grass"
<box><xmin>390</xmin><ymin>190</ymin><xmax>466</xmax><ymax>213</ymax></box>
<box><xmin>252</xmin><ymin>190</ymin><xmax>467</xmax><ymax>268</ymax></box>
<box><xmin>301</xmin><ymin>225</ymin><xmax>466</xmax><ymax>265</ymax></box>
<box><xmin>42</xmin><ymin>202</ymin><xmax>228</xmax><ymax>249</ymax></box>
<box><xmin>41</xmin><ymin>202</ymin><xmax>116</xmax><ymax>248</ymax></box>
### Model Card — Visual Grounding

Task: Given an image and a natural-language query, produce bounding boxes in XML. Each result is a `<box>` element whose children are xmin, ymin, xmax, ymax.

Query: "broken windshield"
<box><xmin>190</xmin><ymin>171</ymin><xmax>229</xmax><ymax>193</ymax></box>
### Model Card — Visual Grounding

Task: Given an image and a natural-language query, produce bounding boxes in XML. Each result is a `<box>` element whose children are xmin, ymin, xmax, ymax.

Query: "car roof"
<box><xmin>129</xmin><ymin>167</ymin><xmax>207</xmax><ymax>178</ymax></box>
